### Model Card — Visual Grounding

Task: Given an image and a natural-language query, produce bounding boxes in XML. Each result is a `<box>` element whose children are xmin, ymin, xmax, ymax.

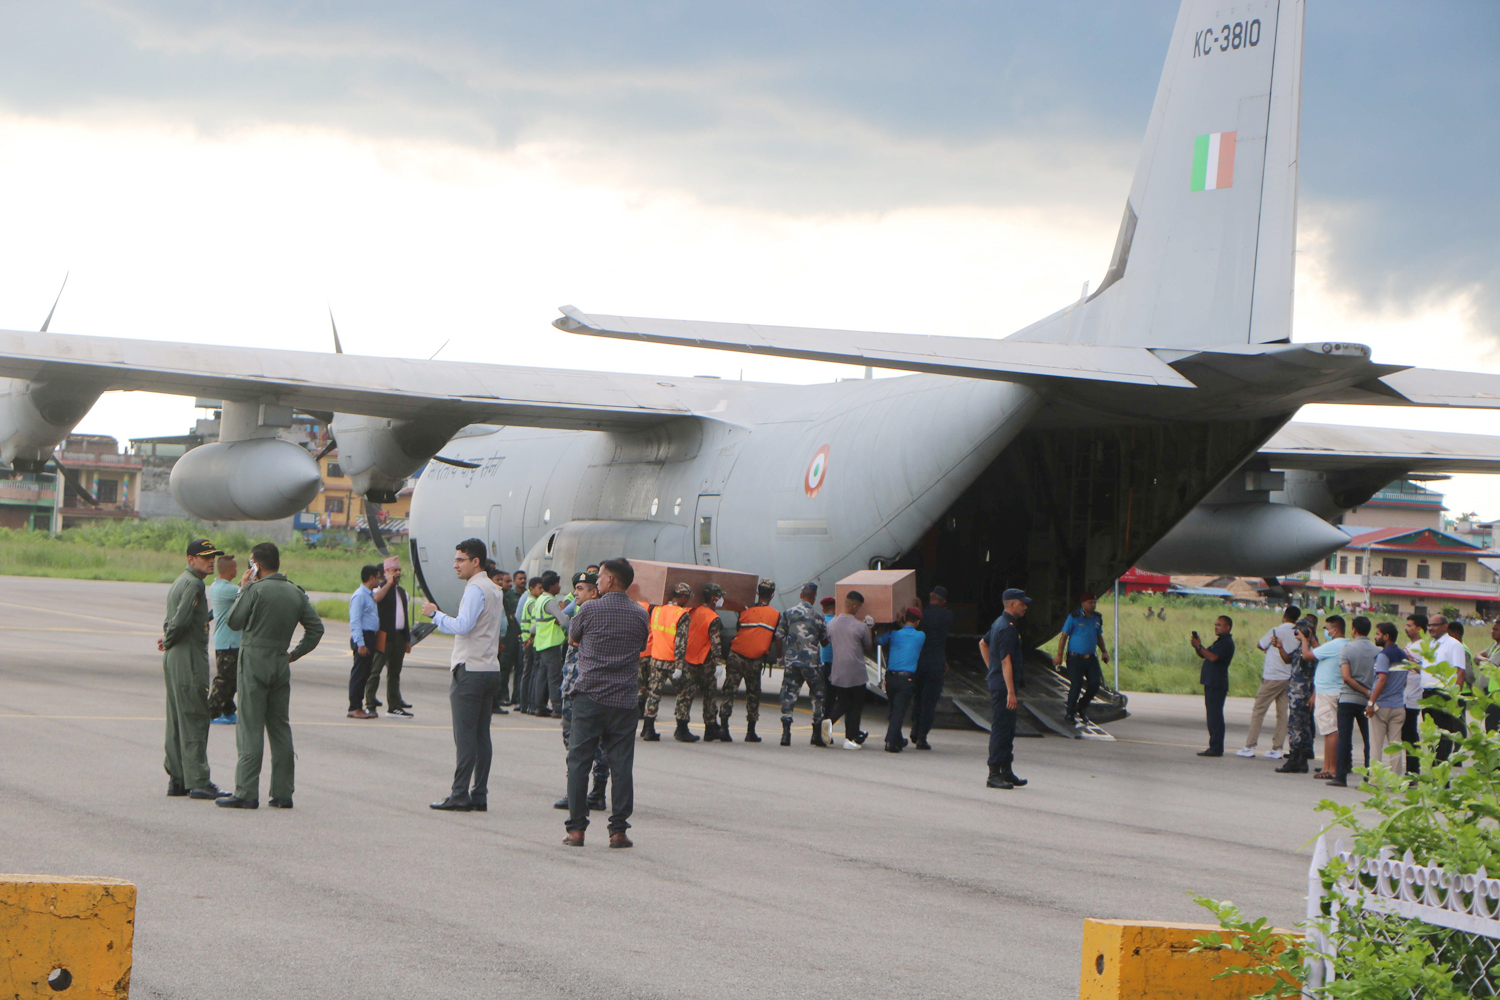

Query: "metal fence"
<box><xmin>1307</xmin><ymin>835</ymin><xmax>1500</xmax><ymax>996</ymax></box>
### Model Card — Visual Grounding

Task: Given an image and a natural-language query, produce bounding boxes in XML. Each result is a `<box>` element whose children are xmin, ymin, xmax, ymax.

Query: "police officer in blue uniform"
<box><xmin>1056</xmin><ymin>591</ymin><xmax>1110</xmax><ymax>727</ymax></box>
<box><xmin>979</xmin><ymin>588</ymin><xmax>1032</xmax><ymax>790</ymax></box>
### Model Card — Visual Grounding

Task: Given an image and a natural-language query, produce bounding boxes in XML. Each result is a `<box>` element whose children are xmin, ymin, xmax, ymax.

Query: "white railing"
<box><xmin>1306</xmin><ymin>835</ymin><xmax>1500</xmax><ymax>995</ymax></box>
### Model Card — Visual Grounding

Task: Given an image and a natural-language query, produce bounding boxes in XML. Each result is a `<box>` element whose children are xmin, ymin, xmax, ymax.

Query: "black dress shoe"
<box><xmin>430</xmin><ymin>797</ymin><xmax>472</xmax><ymax>811</ymax></box>
<box><xmin>494</xmin><ymin>706</ymin><xmax>510</xmax><ymax>715</ymax></box>
<box><xmin>470</xmin><ymin>802</ymin><xmax>487</xmax><ymax>812</ymax></box>
<box><xmin>884</xmin><ymin>743</ymin><xmax>902</xmax><ymax>753</ymax></box>
<box><xmin>216</xmin><ymin>796</ymin><xmax>258</xmax><ymax>809</ymax></box>
<box><xmin>167</xmin><ymin>781</ymin><xmax>189</xmax><ymax>797</ymax></box>
<box><xmin>914</xmin><ymin>739</ymin><xmax>932</xmax><ymax>750</ymax></box>
<box><xmin>553</xmin><ymin>796</ymin><xmax>569</xmax><ymax>809</ymax></box>
<box><xmin>189</xmin><ymin>783</ymin><xmax>228</xmax><ymax>799</ymax></box>
<box><xmin>1197</xmin><ymin>749</ymin><xmax>1224</xmax><ymax>757</ymax></box>
<box><xmin>1325</xmin><ymin>778</ymin><xmax>1348</xmax><ymax>787</ymax></box>
<box><xmin>268</xmin><ymin>797</ymin><xmax>293</xmax><ymax>809</ymax></box>
<box><xmin>535</xmin><ymin>708</ymin><xmax>553</xmax><ymax>718</ymax></box>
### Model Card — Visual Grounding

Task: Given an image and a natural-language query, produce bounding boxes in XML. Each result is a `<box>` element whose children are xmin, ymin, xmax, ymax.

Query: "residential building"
<box><xmin>1450</xmin><ymin>515</ymin><xmax>1498</xmax><ymax>550</ymax></box>
<box><xmin>0</xmin><ymin>470</ymin><xmax>58</xmax><ymax>531</ymax></box>
<box><xmin>1341</xmin><ymin>480</ymin><xmax>1445</xmax><ymax>532</ymax></box>
<box><xmin>54</xmin><ymin>435</ymin><xmax>143</xmax><ymax>526</ymax></box>
<box><xmin>1292</xmin><ymin>526</ymin><xmax>1500</xmax><ymax>619</ymax></box>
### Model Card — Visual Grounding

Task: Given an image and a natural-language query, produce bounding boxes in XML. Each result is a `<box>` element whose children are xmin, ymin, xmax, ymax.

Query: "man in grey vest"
<box><xmin>422</xmin><ymin>538</ymin><xmax>507</xmax><ymax>812</ymax></box>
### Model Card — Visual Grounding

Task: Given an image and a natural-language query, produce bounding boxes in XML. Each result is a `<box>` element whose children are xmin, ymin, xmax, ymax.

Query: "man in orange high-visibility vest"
<box><xmin>641</xmin><ymin>583</ymin><xmax>691</xmax><ymax>742</ymax></box>
<box><xmin>677</xmin><ymin>583</ymin><xmax>726</xmax><ymax>742</ymax></box>
<box><xmin>714</xmin><ymin>579</ymin><xmax>780</xmax><ymax>744</ymax></box>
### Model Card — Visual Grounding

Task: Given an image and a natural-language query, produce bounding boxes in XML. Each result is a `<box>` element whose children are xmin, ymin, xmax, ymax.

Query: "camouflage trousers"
<box><xmin>637</xmin><ymin>656</ymin><xmax>652</xmax><ymax>714</ymax></box>
<box><xmin>1287</xmin><ymin>670</ymin><xmax>1315</xmax><ymax>757</ymax></box>
<box><xmin>719</xmin><ymin>652</ymin><xmax>766</xmax><ymax>723</ymax></box>
<box><xmin>779</xmin><ymin>664</ymin><xmax>827</xmax><ymax>722</ymax></box>
<box><xmin>644</xmin><ymin>659</ymin><xmax>713</xmax><ymax>723</ymax></box>
<box><xmin>208</xmin><ymin>648</ymin><xmax>239</xmax><ymax>718</ymax></box>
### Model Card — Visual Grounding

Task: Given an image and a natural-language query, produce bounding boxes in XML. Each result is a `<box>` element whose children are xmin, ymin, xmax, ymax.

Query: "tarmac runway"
<box><xmin>1</xmin><ymin>576</ymin><xmax>1337</xmax><ymax>999</ymax></box>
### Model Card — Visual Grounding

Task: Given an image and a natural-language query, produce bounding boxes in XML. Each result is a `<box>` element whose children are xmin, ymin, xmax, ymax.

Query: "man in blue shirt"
<box><xmin>1191</xmin><ymin>615</ymin><xmax>1236</xmax><ymax>756</ymax></box>
<box><xmin>910</xmin><ymin>586</ymin><xmax>954</xmax><ymax>750</ymax></box>
<box><xmin>347</xmin><ymin>565</ymin><xmax>382</xmax><ymax>719</ymax></box>
<box><xmin>1297</xmin><ymin>614</ymin><xmax>1347</xmax><ymax>778</ymax></box>
<box><xmin>979</xmin><ymin>589</ymin><xmax>1032</xmax><ymax>790</ymax></box>
<box><xmin>1055</xmin><ymin>591</ymin><xmax>1110</xmax><ymax>727</ymax></box>
<box><xmin>207</xmin><ymin>554</ymin><xmax>242</xmax><ymax>724</ymax></box>
<box><xmin>877</xmin><ymin>607</ymin><xmax>926</xmax><ymax>753</ymax></box>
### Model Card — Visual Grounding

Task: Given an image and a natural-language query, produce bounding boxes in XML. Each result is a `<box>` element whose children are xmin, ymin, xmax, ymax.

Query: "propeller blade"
<box><xmin>432</xmin><ymin>455</ymin><xmax>479</xmax><ymax>469</ymax></box>
<box><xmin>52</xmin><ymin>458</ymin><xmax>99</xmax><ymax>506</ymax></box>
<box><xmin>40</xmin><ymin>272</ymin><xmax>69</xmax><ymax>333</ymax></box>
<box><xmin>428</xmin><ymin>338</ymin><xmax>450</xmax><ymax>361</ymax></box>
<box><xmin>329</xmin><ymin>306</ymin><xmax>344</xmax><ymax>355</ymax></box>
<box><xmin>365</xmin><ymin>497</ymin><xmax>389</xmax><ymax>557</ymax></box>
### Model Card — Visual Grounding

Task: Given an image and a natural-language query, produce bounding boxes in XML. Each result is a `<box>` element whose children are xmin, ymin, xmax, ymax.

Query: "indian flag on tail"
<box><xmin>1191</xmin><ymin>131</ymin><xmax>1236</xmax><ymax>191</ymax></box>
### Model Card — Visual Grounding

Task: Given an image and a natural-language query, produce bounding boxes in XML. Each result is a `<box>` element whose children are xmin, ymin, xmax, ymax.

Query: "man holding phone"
<box><xmin>1191</xmin><ymin>616</ymin><xmax>1236</xmax><ymax>757</ymax></box>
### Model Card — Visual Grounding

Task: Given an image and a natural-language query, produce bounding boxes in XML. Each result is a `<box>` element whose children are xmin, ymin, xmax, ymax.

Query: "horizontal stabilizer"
<box><xmin>554</xmin><ymin>307</ymin><xmax>1195</xmax><ymax>388</ymax></box>
<box><xmin>1261</xmin><ymin>422</ymin><xmax>1500</xmax><ymax>474</ymax></box>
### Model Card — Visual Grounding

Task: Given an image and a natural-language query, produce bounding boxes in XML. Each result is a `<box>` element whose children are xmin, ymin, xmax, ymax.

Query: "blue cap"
<box><xmin>1002</xmin><ymin>588</ymin><xmax>1032</xmax><ymax>604</ymax></box>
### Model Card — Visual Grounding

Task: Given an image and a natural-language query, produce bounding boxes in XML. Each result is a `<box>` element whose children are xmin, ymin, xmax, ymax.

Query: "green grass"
<box><xmin>1065</xmin><ymin>593</ymin><xmax>1493</xmax><ymax>697</ymax></box>
<box><xmin>0</xmin><ymin>519</ymin><xmax>380</xmax><ymax>593</ymax></box>
<box><xmin>314</xmin><ymin>598</ymin><xmax>350</xmax><ymax>621</ymax></box>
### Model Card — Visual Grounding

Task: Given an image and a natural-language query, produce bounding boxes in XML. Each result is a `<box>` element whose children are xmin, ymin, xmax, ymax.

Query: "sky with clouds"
<box><xmin>1</xmin><ymin>0</ymin><xmax>1498</xmax><ymax>514</ymax></box>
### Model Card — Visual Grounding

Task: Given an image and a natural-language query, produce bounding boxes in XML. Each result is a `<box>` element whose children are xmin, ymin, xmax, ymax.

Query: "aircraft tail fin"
<box><xmin>1012</xmin><ymin>0</ymin><xmax>1304</xmax><ymax>348</ymax></box>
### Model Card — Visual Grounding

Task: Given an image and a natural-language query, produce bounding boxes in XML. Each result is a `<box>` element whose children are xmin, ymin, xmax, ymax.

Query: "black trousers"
<box><xmin>826</xmin><ymin>683</ymin><xmax>867</xmax><ymax>741</ymax></box>
<box><xmin>516</xmin><ymin>644</ymin><xmax>536</xmax><ymax>712</ymax></box>
<box><xmin>1203</xmin><ymin>682</ymin><xmax>1228</xmax><ymax>753</ymax></box>
<box><xmin>1426</xmin><ymin>692</ymin><xmax>1464</xmax><ymax>763</ymax></box>
<box><xmin>884</xmin><ymin>672</ymin><xmax>915</xmax><ymax>748</ymax></box>
<box><xmin>449</xmin><ymin>666</ymin><xmax>502</xmax><ymax>803</ymax></box>
<box><xmin>1335</xmin><ymin>702</ymin><xmax>1371</xmax><ymax>782</ymax></box>
<box><xmin>566</xmin><ymin>693</ymin><xmax>636</xmax><ymax>834</ymax></box>
<box><xmin>1065</xmin><ymin>653</ymin><xmax>1103</xmax><ymax>717</ymax></box>
<box><xmin>987</xmin><ymin>684</ymin><xmax>1016</xmax><ymax>768</ymax></box>
<box><xmin>348</xmin><ymin>635</ymin><xmax>376</xmax><ymax>712</ymax></box>
<box><xmin>909</xmin><ymin>662</ymin><xmax>945</xmax><ymax>741</ymax></box>
<box><xmin>502</xmin><ymin>625</ymin><xmax>522</xmax><ymax>703</ymax></box>
<box><xmin>534</xmin><ymin>644</ymin><xmax>565</xmax><ymax>713</ymax></box>
<box><xmin>1402</xmin><ymin>707</ymin><xmax>1421</xmax><ymax>775</ymax></box>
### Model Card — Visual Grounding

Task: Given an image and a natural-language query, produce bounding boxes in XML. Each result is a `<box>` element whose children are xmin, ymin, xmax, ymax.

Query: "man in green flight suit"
<box><xmin>217</xmin><ymin>541</ymin><xmax>326</xmax><ymax>809</ymax></box>
<box><xmin>160</xmin><ymin>538</ymin><xmax>229</xmax><ymax>799</ymax></box>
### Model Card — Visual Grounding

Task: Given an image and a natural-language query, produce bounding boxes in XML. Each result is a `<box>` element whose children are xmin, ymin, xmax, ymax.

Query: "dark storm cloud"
<box><xmin>0</xmin><ymin>1</ymin><xmax>1495</xmax><ymax>329</ymax></box>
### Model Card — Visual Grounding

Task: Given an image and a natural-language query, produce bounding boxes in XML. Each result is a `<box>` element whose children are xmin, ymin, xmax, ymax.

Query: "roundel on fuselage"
<box><xmin>804</xmin><ymin>444</ymin><xmax>829</xmax><ymax>498</ymax></box>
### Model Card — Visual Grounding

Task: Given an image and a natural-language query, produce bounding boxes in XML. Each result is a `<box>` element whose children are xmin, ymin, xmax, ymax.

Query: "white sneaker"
<box><xmin>1235</xmin><ymin>747</ymin><xmax>1257</xmax><ymax>758</ymax></box>
<box><xmin>821</xmin><ymin>719</ymin><xmax>833</xmax><ymax>744</ymax></box>
<box><xmin>1262</xmin><ymin>749</ymin><xmax>1286</xmax><ymax>759</ymax></box>
<box><xmin>842</xmin><ymin>739</ymin><xmax>861</xmax><ymax>750</ymax></box>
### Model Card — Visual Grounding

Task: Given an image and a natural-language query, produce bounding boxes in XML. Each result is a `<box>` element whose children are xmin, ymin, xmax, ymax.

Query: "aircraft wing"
<box><xmin>1259</xmin><ymin>422</ymin><xmax>1500</xmax><ymax>474</ymax></box>
<box><xmin>553</xmin><ymin>307</ymin><xmax>1195</xmax><ymax>388</ymax></box>
<box><xmin>0</xmin><ymin>328</ymin><xmax>693</xmax><ymax>431</ymax></box>
<box><xmin>559</xmin><ymin>306</ymin><xmax>1500</xmax><ymax>419</ymax></box>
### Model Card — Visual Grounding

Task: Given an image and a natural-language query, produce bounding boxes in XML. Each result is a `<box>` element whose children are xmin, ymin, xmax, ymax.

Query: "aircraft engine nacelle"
<box><xmin>332</xmin><ymin>413</ymin><xmax>465</xmax><ymax>502</ymax></box>
<box><xmin>170</xmin><ymin>438</ymin><xmax>322</xmax><ymax>521</ymax></box>
<box><xmin>0</xmin><ymin>377</ymin><xmax>103</xmax><ymax>471</ymax></box>
<box><xmin>1137</xmin><ymin>502</ymin><xmax>1351</xmax><ymax>577</ymax></box>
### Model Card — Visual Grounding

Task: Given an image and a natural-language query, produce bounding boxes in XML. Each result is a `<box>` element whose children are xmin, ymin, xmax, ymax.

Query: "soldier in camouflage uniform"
<box><xmin>716</xmin><ymin>578</ymin><xmax>780</xmax><ymax>743</ymax></box>
<box><xmin>1277</xmin><ymin>615</ymin><xmax>1317</xmax><ymax>773</ymax></box>
<box><xmin>641</xmin><ymin>583</ymin><xmax>692</xmax><ymax>741</ymax></box>
<box><xmin>677</xmin><ymin>583</ymin><xmax>725</xmax><ymax>742</ymax></box>
<box><xmin>776</xmin><ymin>582</ymin><xmax>830</xmax><ymax>747</ymax></box>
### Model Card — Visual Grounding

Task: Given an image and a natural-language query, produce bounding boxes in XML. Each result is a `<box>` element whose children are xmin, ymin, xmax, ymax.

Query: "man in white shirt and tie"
<box><xmin>422</xmin><ymin>539</ymin><xmax>507</xmax><ymax>813</ymax></box>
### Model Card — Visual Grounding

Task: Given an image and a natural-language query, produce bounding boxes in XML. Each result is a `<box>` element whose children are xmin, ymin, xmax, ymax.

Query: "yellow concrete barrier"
<box><xmin>0</xmin><ymin>874</ymin><xmax>136</xmax><ymax>999</ymax></box>
<box><xmin>1080</xmin><ymin>918</ymin><xmax>1293</xmax><ymax>1000</ymax></box>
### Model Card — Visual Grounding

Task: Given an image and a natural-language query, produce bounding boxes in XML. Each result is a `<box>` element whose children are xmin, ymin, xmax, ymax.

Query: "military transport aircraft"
<box><xmin>2</xmin><ymin>0</ymin><xmax>1499</xmax><ymax>695</ymax></box>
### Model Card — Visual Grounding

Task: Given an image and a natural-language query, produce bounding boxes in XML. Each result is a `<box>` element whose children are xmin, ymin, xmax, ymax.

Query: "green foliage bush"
<box><xmin>1195</xmin><ymin>652</ymin><xmax>1500</xmax><ymax>997</ymax></box>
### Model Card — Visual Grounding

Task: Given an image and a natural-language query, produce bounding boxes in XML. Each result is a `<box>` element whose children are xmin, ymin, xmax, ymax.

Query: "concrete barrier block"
<box><xmin>0</xmin><ymin>874</ymin><xmax>136</xmax><ymax>998</ymax></box>
<box><xmin>1080</xmin><ymin>918</ymin><xmax>1291</xmax><ymax>1000</ymax></box>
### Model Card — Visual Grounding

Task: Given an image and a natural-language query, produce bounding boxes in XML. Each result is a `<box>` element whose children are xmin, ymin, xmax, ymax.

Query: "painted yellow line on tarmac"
<box><xmin>0</xmin><ymin>600</ymin><xmax>148</xmax><ymax>628</ymax></box>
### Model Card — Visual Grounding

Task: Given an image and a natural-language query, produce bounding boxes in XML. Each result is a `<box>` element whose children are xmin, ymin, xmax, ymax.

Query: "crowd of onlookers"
<box><xmin>1203</xmin><ymin>605</ymin><xmax>1497</xmax><ymax>785</ymax></box>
